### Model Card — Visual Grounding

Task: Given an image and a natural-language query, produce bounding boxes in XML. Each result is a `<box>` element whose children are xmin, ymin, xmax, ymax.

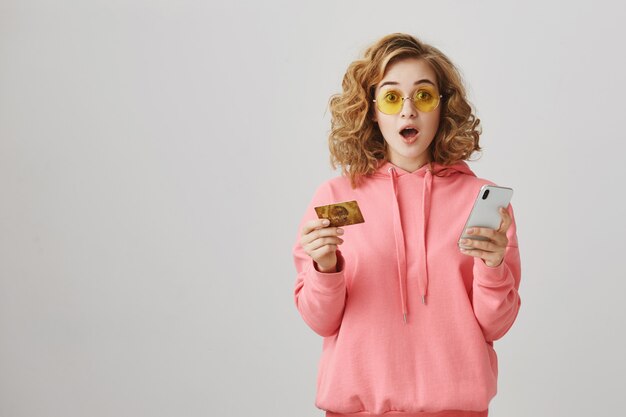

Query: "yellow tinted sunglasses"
<box><xmin>373</xmin><ymin>86</ymin><xmax>443</xmax><ymax>114</ymax></box>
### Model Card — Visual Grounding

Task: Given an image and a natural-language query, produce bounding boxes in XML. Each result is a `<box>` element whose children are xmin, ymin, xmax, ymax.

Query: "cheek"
<box><xmin>425</xmin><ymin>112</ymin><xmax>441</xmax><ymax>131</ymax></box>
<box><xmin>377</xmin><ymin>116</ymin><xmax>396</xmax><ymax>134</ymax></box>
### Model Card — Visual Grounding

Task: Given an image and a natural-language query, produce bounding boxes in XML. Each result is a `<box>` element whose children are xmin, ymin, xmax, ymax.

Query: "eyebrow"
<box><xmin>378</xmin><ymin>79</ymin><xmax>436</xmax><ymax>89</ymax></box>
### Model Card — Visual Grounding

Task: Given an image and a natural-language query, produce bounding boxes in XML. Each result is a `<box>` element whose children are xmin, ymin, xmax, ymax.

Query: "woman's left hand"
<box><xmin>459</xmin><ymin>207</ymin><xmax>511</xmax><ymax>267</ymax></box>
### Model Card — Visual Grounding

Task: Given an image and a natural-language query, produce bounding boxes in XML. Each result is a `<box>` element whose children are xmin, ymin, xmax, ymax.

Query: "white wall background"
<box><xmin>1</xmin><ymin>1</ymin><xmax>625</xmax><ymax>416</ymax></box>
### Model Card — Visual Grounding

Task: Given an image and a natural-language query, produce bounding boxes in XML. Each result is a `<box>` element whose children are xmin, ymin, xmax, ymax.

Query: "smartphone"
<box><xmin>458</xmin><ymin>185</ymin><xmax>513</xmax><ymax>250</ymax></box>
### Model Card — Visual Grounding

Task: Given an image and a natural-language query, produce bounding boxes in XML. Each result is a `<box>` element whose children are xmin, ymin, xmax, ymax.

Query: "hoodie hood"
<box><xmin>371</xmin><ymin>159</ymin><xmax>477</xmax><ymax>323</ymax></box>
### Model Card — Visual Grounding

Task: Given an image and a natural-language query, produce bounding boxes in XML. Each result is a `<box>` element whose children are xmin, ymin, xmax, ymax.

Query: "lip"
<box><xmin>399</xmin><ymin>124</ymin><xmax>419</xmax><ymax>132</ymax></box>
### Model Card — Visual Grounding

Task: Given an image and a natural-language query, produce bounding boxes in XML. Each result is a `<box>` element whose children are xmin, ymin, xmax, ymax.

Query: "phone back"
<box><xmin>459</xmin><ymin>185</ymin><xmax>513</xmax><ymax>247</ymax></box>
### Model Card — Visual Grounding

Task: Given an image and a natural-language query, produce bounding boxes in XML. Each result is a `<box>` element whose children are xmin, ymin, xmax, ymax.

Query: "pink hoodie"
<box><xmin>292</xmin><ymin>159</ymin><xmax>522</xmax><ymax>417</ymax></box>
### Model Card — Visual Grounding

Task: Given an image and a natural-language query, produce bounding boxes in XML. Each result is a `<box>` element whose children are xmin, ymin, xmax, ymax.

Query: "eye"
<box><xmin>415</xmin><ymin>90</ymin><xmax>433</xmax><ymax>101</ymax></box>
<box><xmin>383</xmin><ymin>91</ymin><xmax>401</xmax><ymax>103</ymax></box>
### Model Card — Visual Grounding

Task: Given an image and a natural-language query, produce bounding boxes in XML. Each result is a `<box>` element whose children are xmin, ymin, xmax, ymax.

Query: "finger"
<box><xmin>466</xmin><ymin>226</ymin><xmax>497</xmax><ymax>240</ymax></box>
<box><xmin>459</xmin><ymin>247</ymin><xmax>500</xmax><ymax>264</ymax></box>
<box><xmin>310</xmin><ymin>243</ymin><xmax>338</xmax><ymax>258</ymax></box>
<box><xmin>465</xmin><ymin>228</ymin><xmax>508</xmax><ymax>249</ymax></box>
<box><xmin>313</xmin><ymin>227</ymin><xmax>344</xmax><ymax>239</ymax></box>
<box><xmin>301</xmin><ymin>218</ymin><xmax>330</xmax><ymax>236</ymax></box>
<box><xmin>498</xmin><ymin>206</ymin><xmax>512</xmax><ymax>233</ymax></box>
<box><xmin>459</xmin><ymin>247</ymin><xmax>485</xmax><ymax>257</ymax></box>
<box><xmin>307</xmin><ymin>236</ymin><xmax>344</xmax><ymax>252</ymax></box>
<box><xmin>459</xmin><ymin>238</ymin><xmax>500</xmax><ymax>252</ymax></box>
<box><xmin>302</xmin><ymin>226</ymin><xmax>344</xmax><ymax>246</ymax></box>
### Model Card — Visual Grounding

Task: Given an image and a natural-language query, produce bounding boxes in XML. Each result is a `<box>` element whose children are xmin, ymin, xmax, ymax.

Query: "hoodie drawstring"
<box><xmin>388</xmin><ymin>165</ymin><xmax>434</xmax><ymax>324</ymax></box>
<box><xmin>387</xmin><ymin>167</ymin><xmax>408</xmax><ymax>324</ymax></box>
<box><xmin>419</xmin><ymin>169</ymin><xmax>433</xmax><ymax>306</ymax></box>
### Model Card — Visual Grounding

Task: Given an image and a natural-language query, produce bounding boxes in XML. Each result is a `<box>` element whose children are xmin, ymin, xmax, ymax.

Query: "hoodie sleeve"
<box><xmin>292</xmin><ymin>181</ymin><xmax>347</xmax><ymax>338</ymax></box>
<box><xmin>471</xmin><ymin>203</ymin><xmax>522</xmax><ymax>343</ymax></box>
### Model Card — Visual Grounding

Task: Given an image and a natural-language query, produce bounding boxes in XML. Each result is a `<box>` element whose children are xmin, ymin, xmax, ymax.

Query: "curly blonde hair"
<box><xmin>328</xmin><ymin>33</ymin><xmax>483</xmax><ymax>188</ymax></box>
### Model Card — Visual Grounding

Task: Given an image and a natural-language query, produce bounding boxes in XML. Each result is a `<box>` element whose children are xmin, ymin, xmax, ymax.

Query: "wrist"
<box><xmin>316</xmin><ymin>263</ymin><xmax>337</xmax><ymax>273</ymax></box>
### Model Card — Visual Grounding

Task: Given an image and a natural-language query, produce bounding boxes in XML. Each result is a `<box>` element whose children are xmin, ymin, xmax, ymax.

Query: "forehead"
<box><xmin>377</xmin><ymin>58</ymin><xmax>437</xmax><ymax>91</ymax></box>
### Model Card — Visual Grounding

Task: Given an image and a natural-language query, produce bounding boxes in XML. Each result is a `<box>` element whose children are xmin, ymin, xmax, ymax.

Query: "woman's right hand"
<box><xmin>299</xmin><ymin>219</ymin><xmax>345</xmax><ymax>273</ymax></box>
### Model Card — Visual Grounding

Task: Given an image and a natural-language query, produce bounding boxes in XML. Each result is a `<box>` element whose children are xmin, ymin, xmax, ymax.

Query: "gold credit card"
<box><xmin>314</xmin><ymin>200</ymin><xmax>365</xmax><ymax>227</ymax></box>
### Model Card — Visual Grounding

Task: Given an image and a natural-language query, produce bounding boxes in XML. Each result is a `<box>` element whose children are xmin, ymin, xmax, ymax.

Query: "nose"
<box><xmin>400</xmin><ymin>97</ymin><xmax>417</xmax><ymax>118</ymax></box>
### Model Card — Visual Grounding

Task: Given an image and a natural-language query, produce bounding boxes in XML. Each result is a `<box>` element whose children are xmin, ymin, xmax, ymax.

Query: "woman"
<box><xmin>292</xmin><ymin>33</ymin><xmax>522</xmax><ymax>417</ymax></box>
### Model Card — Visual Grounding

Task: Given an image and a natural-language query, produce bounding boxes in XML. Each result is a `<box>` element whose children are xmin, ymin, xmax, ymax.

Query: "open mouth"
<box><xmin>400</xmin><ymin>128</ymin><xmax>419</xmax><ymax>141</ymax></box>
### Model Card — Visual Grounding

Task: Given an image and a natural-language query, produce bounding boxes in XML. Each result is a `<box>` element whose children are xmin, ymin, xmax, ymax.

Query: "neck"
<box><xmin>389</xmin><ymin>157</ymin><xmax>431</xmax><ymax>173</ymax></box>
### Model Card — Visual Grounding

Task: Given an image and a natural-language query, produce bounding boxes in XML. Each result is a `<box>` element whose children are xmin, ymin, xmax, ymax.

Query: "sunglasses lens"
<box><xmin>413</xmin><ymin>87</ymin><xmax>440</xmax><ymax>112</ymax></box>
<box><xmin>375</xmin><ymin>86</ymin><xmax>440</xmax><ymax>114</ymax></box>
<box><xmin>376</xmin><ymin>90</ymin><xmax>403</xmax><ymax>114</ymax></box>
